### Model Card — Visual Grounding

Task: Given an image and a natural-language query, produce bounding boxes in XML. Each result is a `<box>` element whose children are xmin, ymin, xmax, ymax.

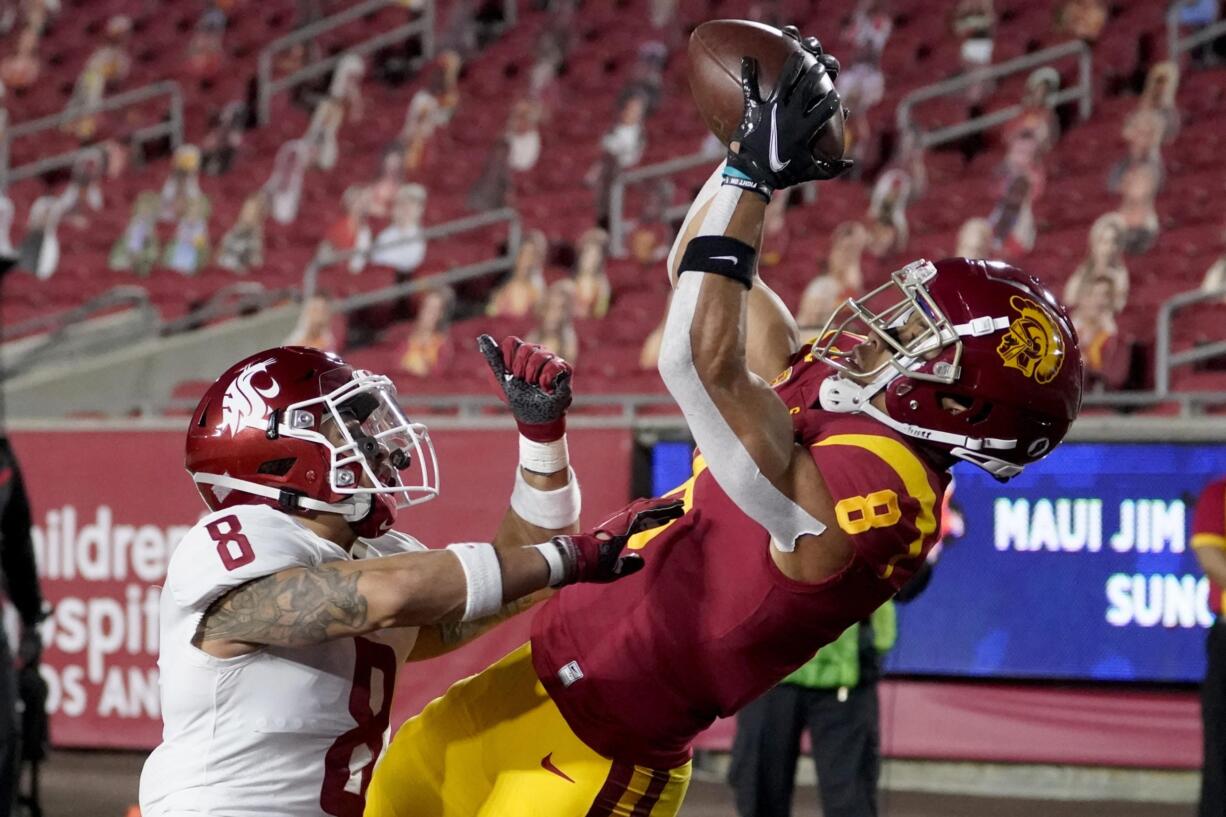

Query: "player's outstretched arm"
<box><xmin>659</xmin><ymin>44</ymin><xmax>853</xmax><ymax>557</ymax></box>
<box><xmin>194</xmin><ymin>497</ymin><xmax>682</xmax><ymax>659</ymax></box>
<box><xmin>667</xmin><ymin>163</ymin><xmax>801</xmax><ymax>381</ymax></box>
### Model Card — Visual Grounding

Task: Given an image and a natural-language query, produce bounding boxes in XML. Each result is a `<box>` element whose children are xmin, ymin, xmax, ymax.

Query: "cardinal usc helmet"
<box><xmin>812</xmin><ymin>258</ymin><xmax>1083</xmax><ymax>480</ymax></box>
<box><xmin>185</xmin><ymin>346</ymin><xmax>439</xmax><ymax>537</ymax></box>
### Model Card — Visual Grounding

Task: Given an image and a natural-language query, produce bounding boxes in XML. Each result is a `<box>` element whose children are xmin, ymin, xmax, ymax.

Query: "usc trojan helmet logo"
<box><xmin>220</xmin><ymin>358</ymin><xmax>281</xmax><ymax>435</ymax></box>
<box><xmin>996</xmin><ymin>296</ymin><xmax>1065</xmax><ymax>384</ymax></box>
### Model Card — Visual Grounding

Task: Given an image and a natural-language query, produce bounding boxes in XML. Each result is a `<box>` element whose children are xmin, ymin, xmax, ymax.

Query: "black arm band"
<box><xmin>676</xmin><ymin>236</ymin><xmax>756</xmax><ymax>289</ymax></box>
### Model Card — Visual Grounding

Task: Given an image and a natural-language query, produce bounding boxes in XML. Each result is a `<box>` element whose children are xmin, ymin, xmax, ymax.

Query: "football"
<box><xmin>688</xmin><ymin>19</ymin><xmax>846</xmax><ymax>162</ymax></box>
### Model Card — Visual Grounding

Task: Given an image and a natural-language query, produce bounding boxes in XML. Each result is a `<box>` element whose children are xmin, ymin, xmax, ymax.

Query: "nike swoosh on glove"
<box><xmin>550</xmin><ymin>496</ymin><xmax>685</xmax><ymax>584</ymax></box>
<box><xmin>479</xmin><ymin>334</ymin><xmax>573</xmax><ymax>442</ymax></box>
<box><xmin>724</xmin><ymin>47</ymin><xmax>853</xmax><ymax>197</ymax></box>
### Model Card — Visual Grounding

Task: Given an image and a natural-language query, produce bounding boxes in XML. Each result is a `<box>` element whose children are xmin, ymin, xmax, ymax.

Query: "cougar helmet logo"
<box><xmin>996</xmin><ymin>296</ymin><xmax>1065</xmax><ymax>384</ymax></box>
<box><xmin>220</xmin><ymin>358</ymin><xmax>281</xmax><ymax>436</ymax></box>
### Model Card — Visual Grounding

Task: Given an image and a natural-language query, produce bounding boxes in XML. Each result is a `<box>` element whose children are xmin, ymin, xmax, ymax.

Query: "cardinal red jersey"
<box><xmin>1192</xmin><ymin>477</ymin><xmax>1226</xmax><ymax>616</ymax></box>
<box><xmin>531</xmin><ymin>339</ymin><xmax>949</xmax><ymax>768</ymax></box>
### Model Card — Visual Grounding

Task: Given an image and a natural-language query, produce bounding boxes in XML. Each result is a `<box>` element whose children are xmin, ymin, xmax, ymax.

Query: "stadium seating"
<box><xmin>1</xmin><ymin>0</ymin><xmax>1223</xmax><ymax>405</ymax></box>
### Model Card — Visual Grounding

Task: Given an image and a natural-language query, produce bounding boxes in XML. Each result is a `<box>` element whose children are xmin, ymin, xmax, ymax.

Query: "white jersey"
<box><xmin>139</xmin><ymin>504</ymin><xmax>423</xmax><ymax>817</ymax></box>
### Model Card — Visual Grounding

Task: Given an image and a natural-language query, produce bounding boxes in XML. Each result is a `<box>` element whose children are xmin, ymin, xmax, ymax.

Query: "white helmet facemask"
<box><xmin>292</xmin><ymin>370</ymin><xmax>440</xmax><ymax>512</ymax></box>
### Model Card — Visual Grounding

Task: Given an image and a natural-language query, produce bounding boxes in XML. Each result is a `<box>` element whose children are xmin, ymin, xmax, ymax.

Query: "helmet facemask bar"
<box><xmin>812</xmin><ymin>260</ymin><xmax>962</xmax><ymax>385</ymax></box>
<box><xmin>283</xmin><ymin>371</ymin><xmax>440</xmax><ymax>511</ymax></box>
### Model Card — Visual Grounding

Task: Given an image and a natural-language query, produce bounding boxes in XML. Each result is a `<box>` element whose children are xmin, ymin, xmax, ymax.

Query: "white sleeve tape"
<box><xmin>657</xmin><ymin>274</ymin><xmax>827</xmax><ymax>551</ymax></box>
<box><xmin>511</xmin><ymin>467</ymin><xmax>581</xmax><ymax>529</ymax></box>
<box><xmin>519</xmin><ymin>434</ymin><xmax>570</xmax><ymax>474</ymax></box>
<box><xmin>445</xmin><ymin>542</ymin><xmax>504</xmax><ymax>621</ymax></box>
<box><xmin>529</xmin><ymin>540</ymin><xmax>568</xmax><ymax>587</ymax></box>
<box><xmin>697</xmin><ymin>182</ymin><xmax>743</xmax><ymax>237</ymax></box>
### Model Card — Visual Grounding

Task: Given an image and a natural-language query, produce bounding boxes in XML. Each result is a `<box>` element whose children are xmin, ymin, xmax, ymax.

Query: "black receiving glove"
<box><xmin>780</xmin><ymin>25</ymin><xmax>842</xmax><ymax>81</ymax></box>
<box><xmin>723</xmin><ymin>44</ymin><xmax>852</xmax><ymax>199</ymax></box>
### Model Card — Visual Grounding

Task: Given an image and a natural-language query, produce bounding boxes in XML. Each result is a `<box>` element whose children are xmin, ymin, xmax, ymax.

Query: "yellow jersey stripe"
<box><xmin>813</xmin><ymin>434</ymin><xmax>937</xmax><ymax>579</ymax></box>
<box><xmin>1193</xmin><ymin>532</ymin><xmax>1226</xmax><ymax>550</ymax></box>
<box><xmin>627</xmin><ymin>455</ymin><xmax>707</xmax><ymax>551</ymax></box>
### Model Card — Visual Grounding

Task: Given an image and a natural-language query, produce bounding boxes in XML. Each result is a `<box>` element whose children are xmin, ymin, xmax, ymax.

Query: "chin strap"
<box><xmin>192</xmin><ymin>472</ymin><xmax>371</xmax><ymax>521</ymax></box>
<box><xmin>818</xmin><ymin>373</ymin><xmax>1021</xmax><ymax>478</ymax></box>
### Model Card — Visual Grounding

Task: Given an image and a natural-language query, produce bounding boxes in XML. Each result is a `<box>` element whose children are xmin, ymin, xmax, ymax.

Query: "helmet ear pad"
<box><xmin>886</xmin><ymin>376</ymin><xmax>993</xmax><ymax>434</ymax></box>
<box><xmin>884</xmin><ymin>372</ymin><xmax>1060</xmax><ymax>467</ymax></box>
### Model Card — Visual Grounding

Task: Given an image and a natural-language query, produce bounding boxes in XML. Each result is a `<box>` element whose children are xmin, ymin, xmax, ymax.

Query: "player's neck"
<box><xmin>298</xmin><ymin>512</ymin><xmax>359</xmax><ymax>551</ymax></box>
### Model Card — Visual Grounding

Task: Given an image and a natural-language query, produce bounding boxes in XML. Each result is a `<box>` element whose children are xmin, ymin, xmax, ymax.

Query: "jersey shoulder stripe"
<box><xmin>812</xmin><ymin>433</ymin><xmax>938</xmax><ymax>579</ymax></box>
<box><xmin>1193</xmin><ymin>533</ymin><xmax>1226</xmax><ymax>550</ymax></box>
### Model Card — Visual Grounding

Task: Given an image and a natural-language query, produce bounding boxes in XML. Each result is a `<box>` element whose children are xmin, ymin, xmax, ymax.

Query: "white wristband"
<box><xmin>519</xmin><ymin>434</ymin><xmax>570</xmax><ymax>474</ymax></box>
<box><xmin>529</xmin><ymin>540</ymin><xmax>568</xmax><ymax>587</ymax></box>
<box><xmin>511</xmin><ymin>467</ymin><xmax>581</xmax><ymax>529</ymax></box>
<box><xmin>446</xmin><ymin>542</ymin><xmax>504</xmax><ymax>621</ymax></box>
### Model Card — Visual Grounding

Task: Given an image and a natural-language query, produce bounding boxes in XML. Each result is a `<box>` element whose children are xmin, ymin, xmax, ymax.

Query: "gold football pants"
<box><xmin>365</xmin><ymin>643</ymin><xmax>690</xmax><ymax>817</ymax></box>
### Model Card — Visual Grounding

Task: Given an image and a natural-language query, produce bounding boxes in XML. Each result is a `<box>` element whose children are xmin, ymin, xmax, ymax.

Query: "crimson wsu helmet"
<box><xmin>185</xmin><ymin>347</ymin><xmax>438</xmax><ymax>537</ymax></box>
<box><xmin>812</xmin><ymin>258</ymin><xmax>1083</xmax><ymax>480</ymax></box>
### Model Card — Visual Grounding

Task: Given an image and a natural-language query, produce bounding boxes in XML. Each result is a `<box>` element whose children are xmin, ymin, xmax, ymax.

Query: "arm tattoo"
<box><xmin>195</xmin><ymin>566</ymin><xmax>370</xmax><ymax>648</ymax></box>
<box><xmin>437</xmin><ymin>595</ymin><xmax>537</xmax><ymax>647</ymax></box>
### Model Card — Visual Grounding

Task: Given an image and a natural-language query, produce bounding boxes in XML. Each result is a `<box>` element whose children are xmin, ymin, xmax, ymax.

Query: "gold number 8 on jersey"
<box><xmin>834</xmin><ymin>489</ymin><xmax>902</xmax><ymax>535</ymax></box>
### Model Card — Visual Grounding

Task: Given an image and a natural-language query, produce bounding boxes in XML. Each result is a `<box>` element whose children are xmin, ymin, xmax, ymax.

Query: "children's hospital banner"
<box><xmin>8</xmin><ymin>426</ymin><xmax>633</xmax><ymax>749</ymax></box>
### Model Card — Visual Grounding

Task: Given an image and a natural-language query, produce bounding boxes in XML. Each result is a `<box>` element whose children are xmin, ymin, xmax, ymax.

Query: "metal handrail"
<box><xmin>257</xmin><ymin>0</ymin><xmax>435</xmax><ymax>124</ymax></box>
<box><xmin>1</xmin><ymin>286</ymin><xmax>161</xmax><ymax>378</ymax></box>
<box><xmin>1167</xmin><ymin>1</ymin><xmax>1226</xmax><ymax>58</ymax></box>
<box><xmin>896</xmin><ymin>41</ymin><xmax>1093</xmax><ymax>149</ymax></box>
<box><xmin>303</xmin><ymin>206</ymin><xmax>522</xmax><ymax>303</ymax></box>
<box><xmin>1</xmin><ymin>285</ymin><xmax>154</xmax><ymax>342</ymax></box>
<box><xmin>160</xmin><ymin>282</ymin><xmax>297</xmax><ymax>335</ymax></box>
<box><xmin>0</xmin><ymin>80</ymin><xmax>183</xmax><ymax>188</ymax></box>
<box><xmin>338</xmin><ymin>255</ymin><xmax>508</xmax><ymax>313</ymax></box>
<box><xmin>608</xmin><ymin>150</ymin><xmax>718</xmax><ymax>256</ymax></box>
<box><xmin>1155</xmin><ymin>286</ymin><xmax>1226</xmax><ymax>395</ymax></box>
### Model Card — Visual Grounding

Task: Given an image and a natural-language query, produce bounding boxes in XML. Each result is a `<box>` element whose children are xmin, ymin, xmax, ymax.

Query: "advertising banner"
<box><xmin>886</xmin><ymin>442</ymin><xmax>1225</xmax><ymax>682</ymax></box>
<box><xmin>651</xmin><ymin>439</ymin><xmax>1226</xmax><ymax>683</ymax></box>
<box><xmin>9</xmin><ymin>425</ymin><xmax>633</xmax><ymax>749</ymax></box>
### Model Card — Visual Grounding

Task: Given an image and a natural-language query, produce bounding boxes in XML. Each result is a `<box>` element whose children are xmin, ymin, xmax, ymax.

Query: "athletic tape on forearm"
<box><xmin>511</xmin><ymin>466</ymin><xmax>581</xmax><ymax>529</ymax></box>
<box><xmin>445</xmin><ymin>542</ymin><xmax>504</xmax><ymax>621</ymax></box>
<box><xmin>518</xmin><ymin>434</ymin><xmax>569</xmax><ymax>474</ymax></box>
<box><xmin>657</xmin><ymin>273</ymin><xmax>827</xmax><ymax>551</ymax></box>
<box><xmin>697</xmin><ymin>181</ymin><xmax>742</xmax><ymax>237</ymax></box>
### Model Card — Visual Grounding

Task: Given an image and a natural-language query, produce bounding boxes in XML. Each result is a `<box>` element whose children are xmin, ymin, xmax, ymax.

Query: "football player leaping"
<box><xmin>366</xmin><ymin>32</ymin><xmax>1083</xmax><ymax>817</ymax></box>
<box><xmin>138</xmin><ymin>341</ymin><xmax>680</xmax><ymax>817</ymax></box>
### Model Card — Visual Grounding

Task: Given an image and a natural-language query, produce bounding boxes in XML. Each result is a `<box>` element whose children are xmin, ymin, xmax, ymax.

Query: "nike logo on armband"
<box><xmin>711</xmin><ymin>256</ymin><xmax>740</xmax><ymax>265</ymax></box>
<box><xmin>768</xmin><ymin>106</ymin><xmax>790</xmax><ymax>173</ymax></box>
<box><xmin>541</xmin><ymin>752</ymin><xmax>576</xmax><ymax>784</ymax></box>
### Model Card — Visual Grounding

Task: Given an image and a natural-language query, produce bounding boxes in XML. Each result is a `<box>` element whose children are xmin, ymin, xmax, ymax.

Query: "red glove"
<box><xmin>549</xmin><ymin>496</ymin><xmax>685</xmax><ymax>584</ymax></box>
<box><xmin>478</xmin><ymin>334</ymin><xmax>573</xmax><ymax>442</ymax></box>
